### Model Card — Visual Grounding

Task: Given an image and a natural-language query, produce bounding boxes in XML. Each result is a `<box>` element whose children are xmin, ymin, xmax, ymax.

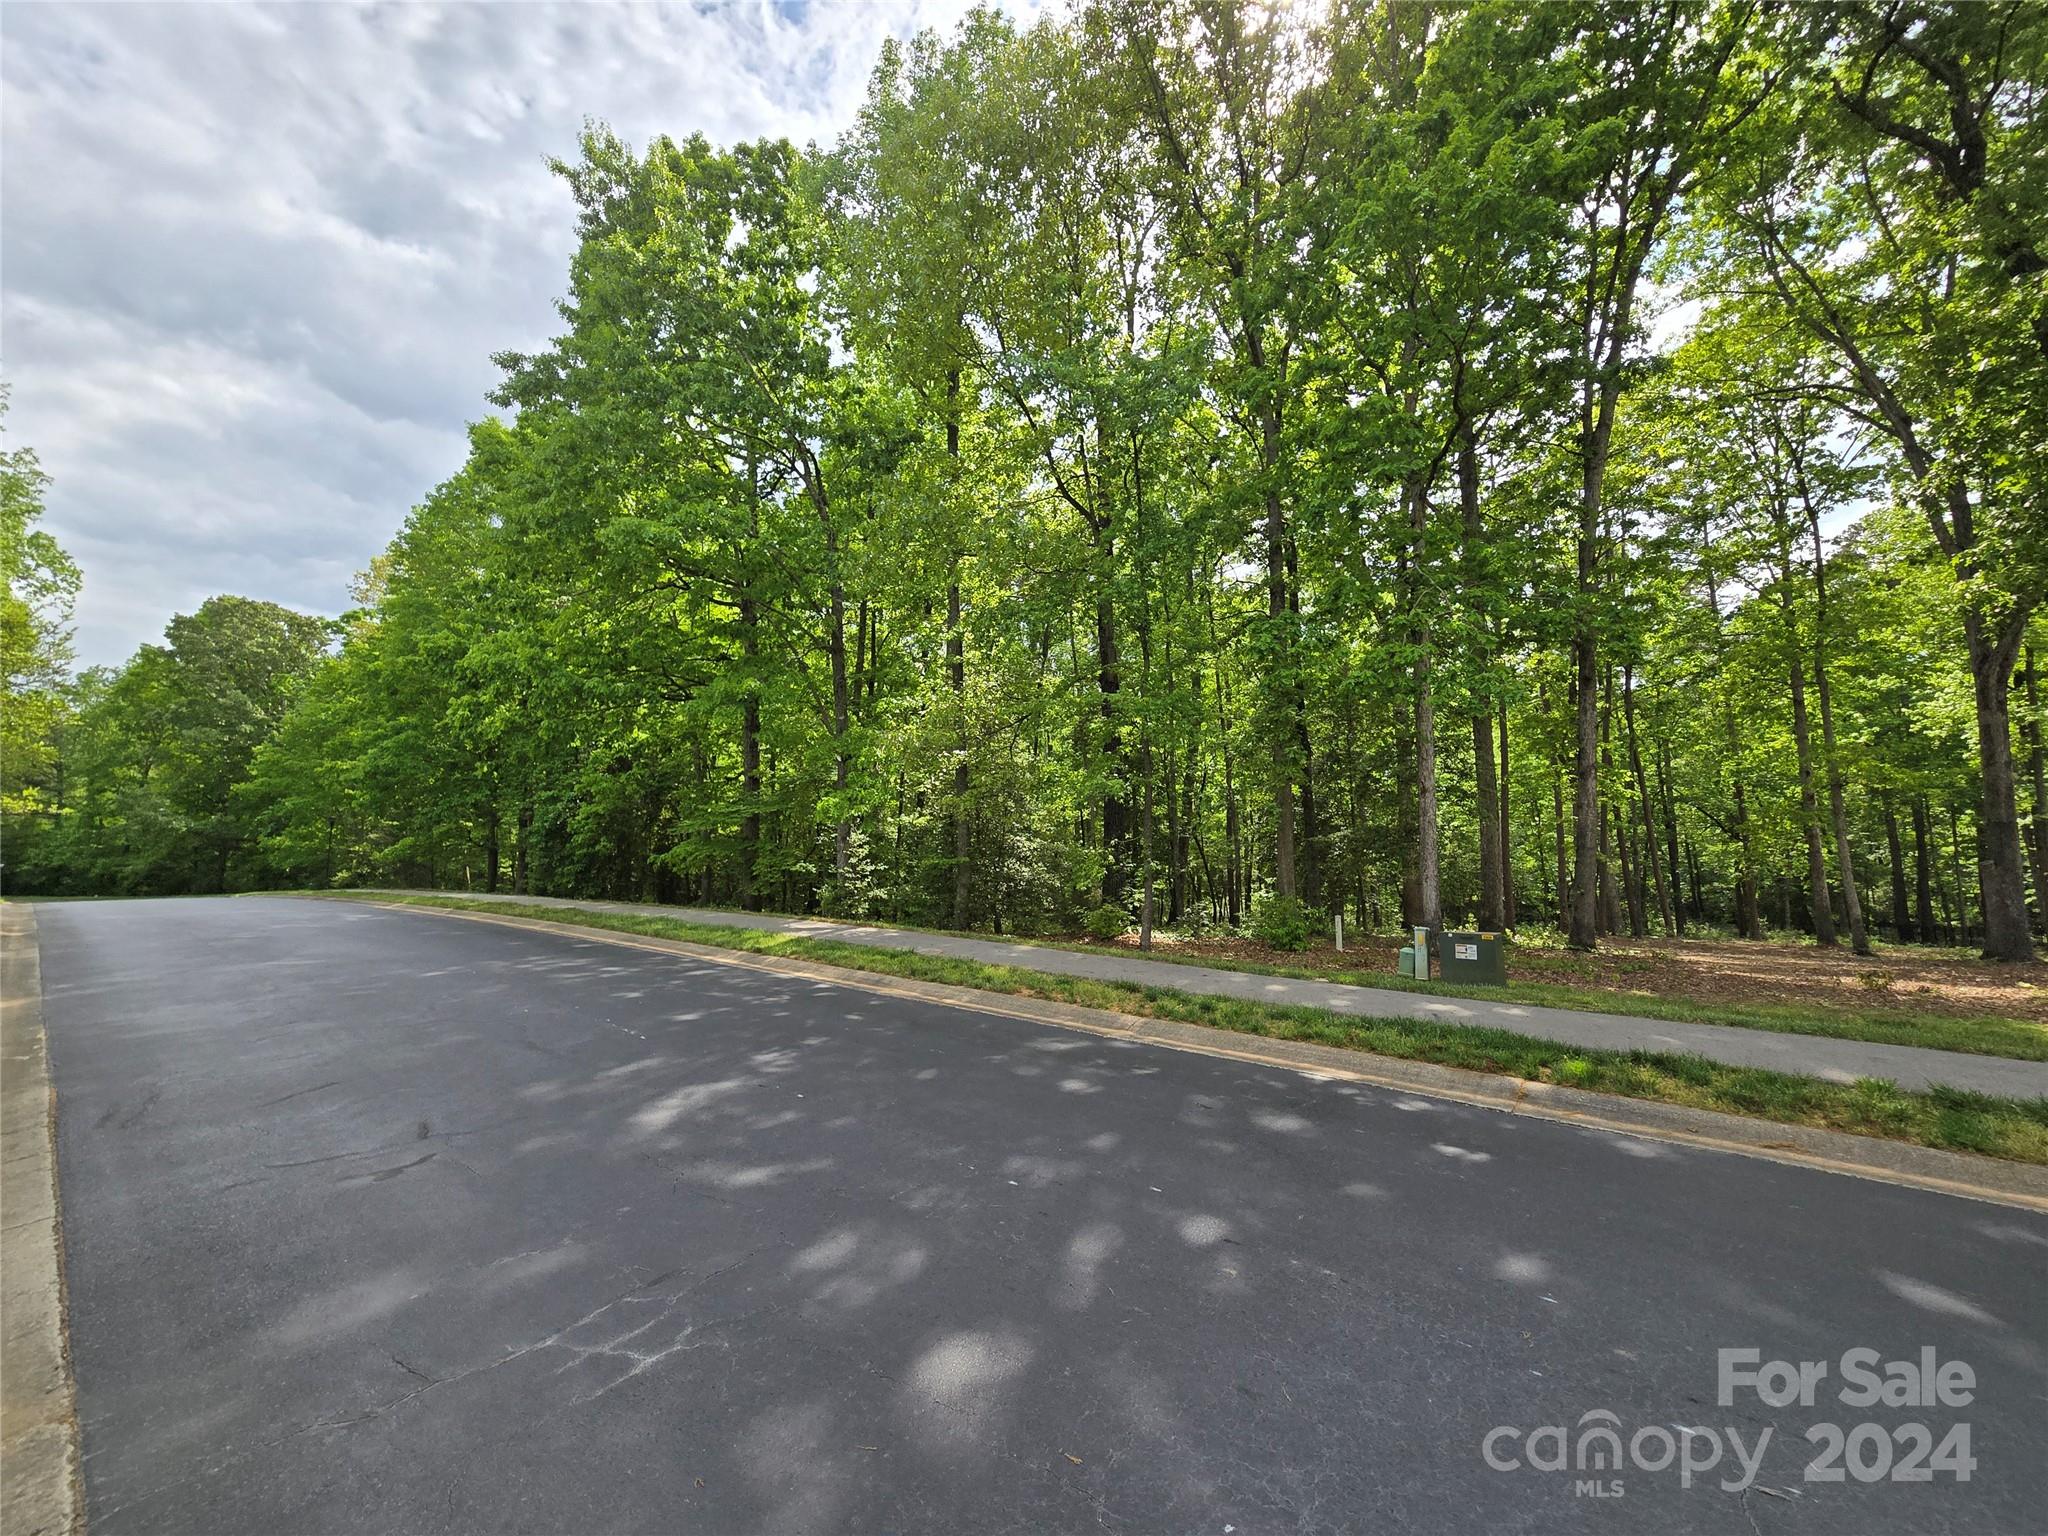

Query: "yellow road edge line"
<box><xmin>333</xmin><ymin>896</ymin><xmax>2048</xmax><ymax>1214</ymax></box>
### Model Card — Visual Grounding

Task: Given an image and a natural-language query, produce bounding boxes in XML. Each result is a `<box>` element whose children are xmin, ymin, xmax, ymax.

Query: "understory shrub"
<box><xmin>1250</xmin><ymin>894</ymin><xmax>1323</xmax><ymax>951</ymax></box>
<box><xmin>1085</xmin><ymin>902</ymin><xmax>1131</xmax><ymax>941</ymax></box>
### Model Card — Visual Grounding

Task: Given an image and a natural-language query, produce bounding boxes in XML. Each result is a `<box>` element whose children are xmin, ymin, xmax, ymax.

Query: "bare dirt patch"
<box><xmin>1084</xmin><ymin>929</ymin><xmax>2048</xmax><ymax>1025</ymax></box>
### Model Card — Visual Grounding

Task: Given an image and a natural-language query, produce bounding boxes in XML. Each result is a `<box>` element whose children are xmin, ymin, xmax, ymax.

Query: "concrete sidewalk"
<box><xmin>373</xmin><ymin>890</ymin><xmax>2048</xmax><ymax>1099</ymax></box>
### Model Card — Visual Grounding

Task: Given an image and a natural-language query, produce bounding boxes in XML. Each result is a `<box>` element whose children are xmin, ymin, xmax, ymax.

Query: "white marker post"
<box><xmin>1334</xmin><ymin>913</ymin><xmax>1344</xmax><ymax>952</ymax></box>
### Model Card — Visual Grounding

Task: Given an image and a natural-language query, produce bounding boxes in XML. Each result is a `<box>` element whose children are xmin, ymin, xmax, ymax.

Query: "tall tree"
<box><xmin>1</xmin><ymin>399</ymin><xmax>78</xmax><ymax>822</ymax></box>
<box><xmin>1106</xmin><ymin>0</ymin><xmax>1330</xmax><ymax>904</ymax></box>
<box><xmin>1541</xmin><ymin>0</ymin><xmax>1773</xmax><ymax>950</ymax></box>
<box><xmin>1704</xmin><ymin>0</ymin><xmax>2046</xmax><ymax>956</ymax></box>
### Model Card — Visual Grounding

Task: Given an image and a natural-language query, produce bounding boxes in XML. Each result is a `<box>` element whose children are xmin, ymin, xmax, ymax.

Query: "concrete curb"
<box><xmin>357</xmin><ymin>888</ymin><xmax>2048</xmax><ymax>1099</ymax></box>
<box><xmin>1</xmin><ymin>904</ymin><xmax>82</xmax><ymax>1536</ymax></box>
<box><xmin>340</xmin><ymin>896</ymin><xmax>2048</xmax><ymax>1213</ymax></box>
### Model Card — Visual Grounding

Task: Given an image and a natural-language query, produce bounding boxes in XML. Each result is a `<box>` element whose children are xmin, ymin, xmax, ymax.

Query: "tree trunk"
<box><xmin>1704</xmin><ymin>565</ymin><xmax>1761</xmax><ymax>938</ymax></box>
<box><xmin>1472</xmin><ymin>710</ymin><xmax>1503</xmax><ymax>930</ymax></box>
<box><xmin>1598</xmin><ymin>677</ymin><xmax>1625</xmax><ymax>934</ymax></box>
<box><xmin>1397</xmin><ymin>702</ymin><xmax>1421</xmax><ymax>929</ymax></box>
<box><xmin>642</xmin><ymin>794</ymin><xmax>661</xmax><ymax>901</ymax></box>
<box><xmin>1657</xmin><ymin>738</ymin><xmax>1685</xmax><ymax>934</ymax></box>
<box><xmin>1569</xmin><ymin>629</ymin><xmax>1600</xmax><ymax>949</ymax></box>
<box><xmin>1225</xmin><ymin>788</ymin><xmax>1242</xmax><ymax>929</ymax></box>
<box><xmin>948</xmin><ymin>571</ymin><xmax>969</xmax><ymax>927</ymax></box>
<box><xmin>1262</xmin><ymin>404</ymin><xmax>1298</xmax><ymax>902</ymax></box>
<box><xmin>1965</xmin><ymin>615</ymin><xmax>2035</xmax><ymax>958</ymax></box>
<box><xmin>740</xmin><ymin>622</ymin><xmax>763</xmax><ymax>913</ymax></box>
<box><xmin>1731</xmin><ymin>775</ymin><xmax>1762</xmax><ymax>940</ymax></box>
<box><xmin>827</xmin><ymin>525</ymin><xmax>851</xmax><ymax>884</ymax></box>
<box><xmin>1457</xmin><ymin>437</ymin><xmax>1502</xmax><ymax>931</ymax></box>
<box><xmin>946</xmin><ymin>372</ymin><xmax>970</xmax><ymax>930</ymax></box>
<box><xmin>1415</xmin><ymin>653</ymin><xmax>1442</xmax><ymax>934</ymax></box>
<box><xmin>1407</xmin><ymin>479</ymin><xmax>1442</xmax><ymax>934</ymax></box>
<box><xmin>1552</xmin><ymin>761</ymin><xmax>1569</xmax><ymax>935</ymax></box>
<box><xmin>2025</xmin><ymin>647</ymin><xmax>2048</xmax><ymax>934</ymax></box>
<box><xmin>514</xmin><ymin>798</ymin><xmax>532</xmax><ymax>896</ymax></box>
<box><xmin>1207</xmin><ymin>585</ymin><xmax>1242</xmax><ymax>929</ymax></box>
<box><xmin>1912</xmin><ymin>797</ymin><xmax>1937</xmax><ymax>942</ymax></box>
<box><xmin>1885</xmin><ymin>802</ymin><xmax>1912</xmax><ymax>941</ymax></box>
<box><xmin>1098</xmin><ymin>592</ymin><xmax>1128</xmax><ymax>905</ymax></box>
<box><xmin>1802</xmin><ymin>496</ymin><xmax>1869</xmax><ymax>953</ymax></box>
<box><xmin>1776</xmin><ymin>515</ymin><xmax>1835</xmax><ymax>946</ymax></box>
<box><xmin>863</xmin><ymin>601</ymin><xmax>880</xmax><ymax>709</ymax></box>
<box><xmin>1498</xmin><ymin>703</ymin><xmax>1515</xmax><ymax>928</ymax></box>
<box><xmin>1297</xmin><ymin>715</ymin><xmax>1321</xmax><ymax>908</ymax></box>
<box><xmin>1946</xmin><ymin>805</ymin><xmax>1971</xmax><ymax>944</ymax></box>
<box><xmin>1172</xmin><ymin>737</ymin><xmax>1194</xmax><ymax>924</ymax></box>
<box><xmin>852</xmin><ymin>598</ymin><xmax>868</xmax><ymax>711</ymax></box>
<box><xmin>1623</xmin><ymin>664</ymin><xmax>1673</xmax><ymax>935</ymax></box>
<box><xmin>1561</xmin><ymin>119</ymin><xmax>1672</xmax><ymax>950</ymax></box>
<box><xmin>1139</xmin><ymin>737</ymin><xmax>1157</xmax><ymax>950</ymax></box>
<box><xmin>1617</xmin><ymin>805</ymin><xmax>1643</xmax><ymax>937</ymax></box>
<box><xmin>740</xmin><ymin>667</ymin><xmax>762</xmax><ymax>912</ymax></box>
<box><xmin>1598</xmin><ymin>801</ymin><xmax>1621</xmax><ymax>936</ymax></box>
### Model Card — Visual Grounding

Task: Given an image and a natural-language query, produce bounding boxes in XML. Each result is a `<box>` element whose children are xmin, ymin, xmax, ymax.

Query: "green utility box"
<box><xmin>1396</xmin><ymin>926</ymin><xmax>1432</xmax><ymax>980</ymax></box>
<box><xmin>1437</xmin><ymin>930</ymin><xmax>1507</xmax><ymax>986</ymax></box>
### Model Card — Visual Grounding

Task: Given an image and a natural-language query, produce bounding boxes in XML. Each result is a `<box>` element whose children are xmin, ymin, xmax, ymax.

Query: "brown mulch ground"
<box><xmin>1086</xmin><ymin>928</ymin><xmax>2048</xmax><ymax>1024</ymax></box>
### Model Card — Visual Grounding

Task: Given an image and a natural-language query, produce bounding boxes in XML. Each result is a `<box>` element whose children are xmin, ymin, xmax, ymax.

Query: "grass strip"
<box><xmin>1019</xmin><ymin>939</ymin><xmax>2048</xmax><ymax>1062</ymax></box>
<box><xmin>337</xmin><ymin>893</ymin><xmax>2048</xmax><ymax>1165</ymax></box>
<box><xmin>359</xmin><ymin>889</ymin><xmax>2047</xmax><ymax>1061</ymax></box>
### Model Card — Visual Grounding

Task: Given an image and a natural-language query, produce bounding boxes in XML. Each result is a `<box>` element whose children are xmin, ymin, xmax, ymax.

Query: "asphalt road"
<box><xmin>35</xmin><ymin>897</ymin><xmax>2048</xmax><ymax>1535</ymax></box>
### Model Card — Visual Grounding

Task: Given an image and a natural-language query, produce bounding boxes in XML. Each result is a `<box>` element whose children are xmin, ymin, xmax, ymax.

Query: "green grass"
<box><xmin>349</xmin><ymin>886</ymin><xmax>2048</xmax><ymax>1061</ymax></box>
<box><xmin>328</xmin><ymin>892</ymin><xmax>2048</xmax><ymax>1166</ymax></box>
<box><xmin>1015</xmin><ymin>938</ymin><xmax>2048</xmax><ymax>1062</ymax></box>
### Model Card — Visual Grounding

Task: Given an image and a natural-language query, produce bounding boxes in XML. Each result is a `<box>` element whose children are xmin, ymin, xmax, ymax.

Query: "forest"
<box><xmin>4</xmin><ymin>0</ymin><xmax>2045</xmax><ymax>965</ymax></box>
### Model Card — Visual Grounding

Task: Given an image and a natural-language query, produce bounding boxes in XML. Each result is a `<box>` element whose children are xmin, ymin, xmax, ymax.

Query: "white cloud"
<box><xmin>2</xmin><ymin>0</ymin><xmax>1016</xmax><ymax>666</ymax></box>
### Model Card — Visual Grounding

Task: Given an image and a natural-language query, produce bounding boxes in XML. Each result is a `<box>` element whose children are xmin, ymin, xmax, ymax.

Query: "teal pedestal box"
<box><xmin>1396</xmin><ymin>926</ymin><xmax>1433</xmax><ymax>980</ymax></box>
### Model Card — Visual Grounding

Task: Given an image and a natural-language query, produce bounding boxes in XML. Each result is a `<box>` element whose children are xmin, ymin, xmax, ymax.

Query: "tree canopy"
<box><xmin>5</xmin><ymin>0</ymin><xmax>2044</xmax><ymax>960</ymax></box>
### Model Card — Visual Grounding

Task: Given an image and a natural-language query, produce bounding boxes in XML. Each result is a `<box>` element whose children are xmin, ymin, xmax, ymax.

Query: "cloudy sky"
<box><xmin>2</xmin><ymin>0</ymin><xmax>1007</xmax><ymax>667</ymax></box>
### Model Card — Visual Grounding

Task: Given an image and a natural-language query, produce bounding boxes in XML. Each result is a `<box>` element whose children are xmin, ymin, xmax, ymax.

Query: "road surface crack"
<box><xmin>254</xmin><ymin>1080</ymin><xmax>343</xmax><ymax>1109</ymax></box>
<box><xmin>390</xmin><ymin>1354</ymin><xmax>437</xmax><ymax>1386</ymax></box>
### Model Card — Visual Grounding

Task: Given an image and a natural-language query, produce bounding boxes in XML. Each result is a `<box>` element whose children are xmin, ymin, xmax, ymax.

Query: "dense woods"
<box><xmin>5</xmin><ymin>1</ymin><xmax>2045</xmax><ymax>962</ymax></box>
